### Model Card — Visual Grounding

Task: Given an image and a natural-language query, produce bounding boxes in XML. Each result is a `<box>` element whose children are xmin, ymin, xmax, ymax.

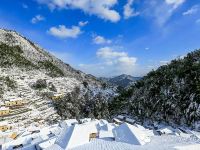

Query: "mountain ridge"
<box><xmin>0</xmin><ymin>28</ymin><xmax>101</xmax><ymax>84</ymax></box>
<box><xmin>0</xmin><ymin>28</ymin><xmax>115</xmax><ymax>127</ymax></box>
<box><xmin>99</xmin><ymin>74</ymin><xmax>141</xmax><ymax>88</ymax></box>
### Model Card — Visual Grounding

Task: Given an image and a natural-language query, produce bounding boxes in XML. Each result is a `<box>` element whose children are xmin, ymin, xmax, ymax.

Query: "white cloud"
<box><xmin>160</xmin><ymin>60</ymin><xmax>169</xmax><ymax>65</ymax></box>
<box><xmin>165</xmin><ymin>0</ymin><xmax>185</xmax><ymax>9</ymax></box>
<box><xmin>183</xmin><ymin>5</ymin><xmax>199</xmax><ymax>16</ymax></box>
<box><xmin>48</xmin><ymin>25</ymin><xmax>82</xmax><ymax>39</ymax></box>
<box><xmin>36</xmin><ymin>0</ymin><xmax>120</xmax><ymax>22</ymax></box>
<box><xmin>196</xmin><ymin>19</ymin><xmax>200</xmax><ymax>24</ymax></box>
<box><xmin>78</xmin><ymin>21</ymin><xmax>89</xmax><ymax>27</ymax></box>
<box><xmin>22</xmin><ymin>4</ymin><xmax>28</xmax><ymax>9</ymax></box>
<box><xmin>123</xmin><ymin>0</ymin><xmax>139</xmax><ymax>19</ymax></box>
<box><xmin>31</xmin><ymin>15</ymin><xmax>45</xmax><ymax>24</ymax></box>
<box><xmin>93</xmin><ymin>36</ymin><xmax>112</xmax><ymax>45</ymax></box>
<box><xmin>79</xmin><ymin>47</ymin><xmax>137</xmax><ymax>76</ymax></box>
<box><xmin>147</xmin><ymin>65</ymin><xmax>155</xmax><ymax>68</ymax></box>
<box><xmin>145</xmin><ymin>0</ymin><xmax>185</xmax><ymax>26</ymax></box>
<box><xmin>97</xmin><ymin>47</ymin><xmax>127</xmax><ymax>58</ymax></box>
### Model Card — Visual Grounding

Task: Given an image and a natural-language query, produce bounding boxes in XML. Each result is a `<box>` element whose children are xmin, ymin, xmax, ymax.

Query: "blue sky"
<box><xmin>0</xmin><ymin>0</ymin><xmax>200</xmax><ymax>77</ymax></box>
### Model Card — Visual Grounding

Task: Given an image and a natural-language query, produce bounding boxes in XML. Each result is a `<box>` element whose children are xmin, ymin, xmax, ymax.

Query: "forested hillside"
<box><xmin>109</xmin><ymin>49</ymin><xmax>200</xmax><ymax>130</ymax></box>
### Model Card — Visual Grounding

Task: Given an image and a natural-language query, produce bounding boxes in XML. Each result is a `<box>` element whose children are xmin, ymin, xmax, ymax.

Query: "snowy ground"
<box><xmin>72</xmin><ymin>135</ymin><xmax>200</xmax><ymax>150</ymax></box>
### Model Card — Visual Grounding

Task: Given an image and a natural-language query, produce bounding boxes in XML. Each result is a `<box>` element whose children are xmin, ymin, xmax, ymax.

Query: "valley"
<box><xmin>0</xmin><ymin>29</ymin><xmax>200</xmax><ymax>149</ymax></box>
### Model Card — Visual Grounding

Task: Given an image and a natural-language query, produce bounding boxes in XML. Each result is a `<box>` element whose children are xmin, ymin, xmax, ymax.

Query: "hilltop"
<box><xmin>99</xmin><ymin>74</ymin><xmax>141</xmax><ymax>88</ymax></box>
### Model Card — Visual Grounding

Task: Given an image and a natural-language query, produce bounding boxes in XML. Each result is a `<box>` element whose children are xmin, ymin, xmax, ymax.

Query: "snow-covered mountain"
<box><xmin>0</xmin><ymin>29</ymin><xmax>115</xmax><ymax>128</ymax></box>
<box><xmin>0</xmin><ymin>29</ymin><xmax>103</xmax><ymax>84</ymax></box>
<box><xmin>99</xmin><ymin>74</ymin><xmax>141</xmax><ymax>88</ymax></box>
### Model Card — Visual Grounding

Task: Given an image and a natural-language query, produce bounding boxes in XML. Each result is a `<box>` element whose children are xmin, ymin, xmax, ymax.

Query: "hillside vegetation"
<box><xmin>0</xmin><ymin>43</ymin><xmax>36</xmax><ymax>68</ymax></box>
<box><xmin>110</xmin><ymin>49</ymin><xmax>200</xmax><ymax>129</ymax></box>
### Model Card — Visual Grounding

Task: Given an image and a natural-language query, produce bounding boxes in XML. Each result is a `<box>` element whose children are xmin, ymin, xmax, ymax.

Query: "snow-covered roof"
<box><xmin>99</xmin><ymin>119</ymin><xmax>109</xmax><ymax>125</ymax></box>
<box><xmin>0</xmin><ymin>137</ymin><xmax>13</xmax><ymax>145</ymax></box>
<box><xmin>37</xmin><ymin>137</ymin><xmax>56</xmax><ymax>149</ymax></box>
<box><xmin>46</xmin><ymin>144</ymin><xmax>63</xmax><ymax>150</ymax></box>
<box><xmin>113</xmin><ymin>118</ymin><xmax>122</xmax><ymax>123</ymax></box>
<box><xmin>174</xmin><ymin>144</ymin><xmax>200</xmax><ymax>150</ymax></box>
<box><xmin>9</xmin><ymin>98</ymin><xmax>23</xmax><ymax>101</ymax></box>
<box><xmin>53</xmin><ymin>93</ymin><xmax>63</xmax><ymax>97</ymax></box>
<box><xmin>99</xmin><ymin>123</ymin><xmax>116</xmax><ymax>131</ymax></box>
<box><xmin>2</xmin><ymin>128</ymin><xmax>54</xmax><ymax>150</ymax></box>
<box><xmin>0</xmin><ymin>121</ymin><xmax>8</xmax><ymax>126</ymax></box>
<box><xmin>125</xmin><ymin>118</ymin><xmax>135</xmax><ymax>124</ymax></box>
<box><xmin>60</xmin><ymin>119</ymin><xmax>78</xmax><ymax>127</ymax></box>
<box><xmin>117</xmin><ymin>115</ymin><xmax>125</xmax><ymax>120</ymax></box>
<box><xmin>157</xmin><ymin>126</ymin><xmax>175</xmax><ymax>135</ymax></box>
<box><xmin>113</xmin><ymin>123</ymin><xmax>150</xmax><ymax>145</ymax></box>
<box><xmin>99</xmin><ymin>130</ymin><xmax>114</xmax><ymax>139</ymax></box>
<box><xmin>0</xmin><ymin>101</ymin><xmax>4</xmax><ymax>106</ymax></box>
<box><xmin>80</xmin><ymin>118</ymin><xmax>91</xmax><ymax>123</ymax></box>
<box><xmin>49</xmin><ymin>121</ymin><xmax>98</xmax><ymax>149</ymax></box>
<box><xmin>0</xmin><ymin>107</ymin><xmax>9</xmax><ymax>111</ymax></box>
<box><xmin>27</xmin><ymin>125</ymin><xmax>40</xmax><ymax>132</ymax></box>
<box><xmin>135</xmin><ymin>124</ymin><xmax>146</xmax><ymax>130</ymax></box>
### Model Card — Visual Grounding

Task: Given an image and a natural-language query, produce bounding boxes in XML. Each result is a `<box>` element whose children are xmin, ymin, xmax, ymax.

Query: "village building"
<box><xmin>125</xmin><ymin>118</ymin><xmax>136</xmax><ymax>124</ymax></box>
<box><xmin>51</xmin><ymin>94</ymin><xmax>64</xmax><ymax>100</ymax></box>
<box><xmin>4</xmin><ymin>98</ymin><xmax>24</xmax><ymax>107</ymax></box>
<box><xmin>0</xmin><ymin>107</ymin><xmax>10</xmax><ymax>116</ymax></box>
<box><xmin>113</xmin><ymin>118</ymin><xmax>122</xmax><ymax>125</ymax></box>
<box><xmin>113</xmin><ymin>123</ymin><xmax>150</xmax><ymax>145</ymax></box>
<box><xmin>59</xmin><ymin>119</ymin><xmax>78</xmax><ymax>128</ymax></box>
<box><xmin>48</xmin><ymin>121</ymin><xmax>99</xmax><ymax>150</ymax></box>
<box><xmin>0</xmin><ymin>121</ymin><xmax>12</xmax><ymax>132</ymax></box>
<box><xmin>156</xmin><ymin>126</ymin><xmax>175</xmax><ymax>135</ymax></box>
<box><xmin>117</xmin><ymin>115</ymin><xmax>126</xmax><ymax>121</ymax></box>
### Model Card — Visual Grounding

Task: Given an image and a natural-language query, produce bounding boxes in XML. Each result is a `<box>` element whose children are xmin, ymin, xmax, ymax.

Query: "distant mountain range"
<box><xmin>99</xmin><ymin>74</ymin><xmax>141</xmax><ymax>88</ymax></box>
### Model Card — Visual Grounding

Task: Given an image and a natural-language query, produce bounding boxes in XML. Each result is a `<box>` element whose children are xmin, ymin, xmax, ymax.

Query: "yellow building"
<box><xmin>89</xmin><ymin>133</ymin><xmax>98</xmax><ymax>141</ymax></box>
<box><xmin>0</xmin><ymin>107</ymin><xmax>10</xmax><ymax>116</ymax></box>
<box><xmin>51</xmin><ymin>93</ymin><xmax>64</xmax><ymax>100</ymax></box>
<box><xmin>5</xmin><ymin>98</ymin><xmax>24</xmax><ymax>107</ymax></box>
<box><xmin>0</xmin><ymin>121</ymin><xmax>12</xmax><ymax>132</ymax></box>
<box><xmin>9</xmin><ymin>132</ymin><xmax>18</xmax><ymax>139</ymax></box>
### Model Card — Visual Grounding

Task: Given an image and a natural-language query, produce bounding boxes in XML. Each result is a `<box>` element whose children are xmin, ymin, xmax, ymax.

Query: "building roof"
<box><xmin>0</xmin><ymin>107</ymin><xmax>9</xmax><ymax>111</ymax></box>
<box><xmin>49</xmin><ymin>121</ymin><xmax>99</xmax><ymax>149</ymax></box>
<box><xmin>60</xmin><ymin>119</ymin><xmax>78</xmax><ymax>128</ymax></box>
<box><xmin>117</xmin><ymin>115</ymin><xmax>125</xmax><ymax>120</ymax></box>
<box><xmin>80</xmin><ymin>118</ymin><xmax>91</xmax><ymax>123</ymax></box>
<box><xmin>99</xmin><ymin>130</ymin><xmax>114</xmax><ymax>139</ymax></box>
<box><xmin>0</xmin><ymin>121</ymin><xmax>9</xmax><ymax>126</ymax></box>
<box><xmin>46</xmin><ymin>144</ymin><xmax>63</xmax><ymax>150</ymax></box>
<box><xmin>53</xmin><ymin>93</ymin><xmax>63</xmax><ymax>97</ymax></box>
<box><xmin>125</xmin><ymin>118</ymin><xmax>135</xmax><ymax>124</ymax></box>
<box><xmin>157</xmin><ymin>126</ymin><xmax>175</xmax><ymax>135</ymax></box>
<box><xmin>99</xmin><ymin>123</ymin><xmax>116</xmax><ymax>131</ymax></box>
<box><xmin>9</xmin><ymin>98</ymin><xmax>23</xmax><ymax>101</ymax></box>
<box><xmin>113</xmin><ymin>118</ymin><xmax>122</xmax><ymax>123</ymax></box>
<box><xmin>113</xmin><ymin>123</ymin><xmax>150</xmax><ymax>145</ymax></box>
<box><xmin>38</xmin><ymin>137</ymin><xmax>56</xmax><ymax>149</ymax></box>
